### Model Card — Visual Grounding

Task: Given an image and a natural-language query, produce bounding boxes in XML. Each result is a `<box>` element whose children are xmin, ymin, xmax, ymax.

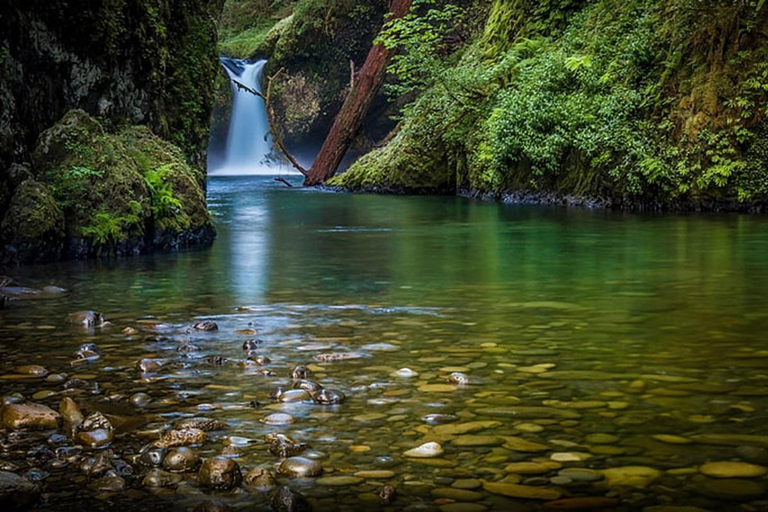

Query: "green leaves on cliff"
<box><xmin>145</xmin><ymin>163</ymin><xmax>189</xmax><ymax>230</ymax></box>
<box><xmin>342</xmin><ymin>0</ymin><xmax>768</xmax><ymax>205</ymax></box>
<box><xmin>377</xmin><ymin>0</ymin><xmax>463</xmax><ymax>98</ymax></box>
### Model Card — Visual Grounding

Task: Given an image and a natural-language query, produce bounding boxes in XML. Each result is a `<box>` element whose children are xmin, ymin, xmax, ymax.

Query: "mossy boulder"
<box><xmin>3</xmin><ymin>110</ymin><xmax>214</xmax><ymax>263</ymax></box>
<box><xmin>329</xmin><ymin>128</ymin><xmax>455</xmax><ymax>193</ymax></box>
<box><xmin>1</xmin><ymin>179</ymin><xmax>65</xmax><ymax>263</ymax></box>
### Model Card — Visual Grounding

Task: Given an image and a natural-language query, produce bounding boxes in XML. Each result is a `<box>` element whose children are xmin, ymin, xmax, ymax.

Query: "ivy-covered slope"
<box><xmin>332</xmin><ymin>0</ymin><xmax>768</xmax><ymax>210</ymax></box>
<box><xmin>0</xmin><ymin>0</ymin><xmax>223</xmax><ymax>263</ymax></box>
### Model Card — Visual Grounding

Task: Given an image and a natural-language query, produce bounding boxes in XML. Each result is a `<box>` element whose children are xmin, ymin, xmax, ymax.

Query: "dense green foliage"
<box><xmin>218</xmin><ymin>0</ymin><xmax>296</xmax><ymax>57</ymax></box>
<box><xmin>335</xmin><ymin>0</ymin><xmax>768</xmax><ymax>208</ymax></box>
<box><xmin>1</xmin><ymin>110</ymin><xmax>212</xmax><ymax>260</ymax></box>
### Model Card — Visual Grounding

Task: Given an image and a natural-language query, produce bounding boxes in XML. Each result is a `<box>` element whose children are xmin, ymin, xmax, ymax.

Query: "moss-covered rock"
<box><xmin>0</xmin><ymin>0</ymin><xmax>223</xmax><ymax>263</ymax></box>
<box><xmin>329</xmin><ymin>128</ymin><xmax>455</xmax><ymax>193</ymax></box>
<box><xmin>1</xmin><ymin>179</ymin><xmax>65</xmax><ymax>264</ymax></box>
<box><xmin>3</xmin><ymin>110</ymin><xmax>214</xmax><ymax>263</ymax></box>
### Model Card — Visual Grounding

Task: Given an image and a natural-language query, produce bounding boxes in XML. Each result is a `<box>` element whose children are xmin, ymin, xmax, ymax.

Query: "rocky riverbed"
<box><xmin>2</xmin><ymin>296</ymin><xmax>768</xmax><ymax>512</ymax></box>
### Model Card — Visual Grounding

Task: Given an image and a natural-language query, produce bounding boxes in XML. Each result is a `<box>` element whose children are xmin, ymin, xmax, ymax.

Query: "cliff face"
<box><xmin>263</xmin><ymin>0</ymin><xmax>392</xmax><ymax>148</ymax></box>
<box><xmin>0</xmin><ymin>0</ymin><xmax>224</xmax><ymax>263</ymax></box>
<box><xmin>331</xmin><ymin>0</ymin><xmax>768</xmax><ymax>210</ymax></box>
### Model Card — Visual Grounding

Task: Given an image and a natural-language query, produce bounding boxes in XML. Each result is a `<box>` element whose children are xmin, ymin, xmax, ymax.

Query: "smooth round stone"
<box><xmin>482</xmin><ymin>481</ymin><xmax>562</xmax><ymax>500</ymax></box>
<box><xmin>452</xmin><ymin>478</ymin><xmax>482</xmax><ymax>490</ymax></box>
<box><xmin>695</xmin><ymin>478</ymin><xmax>767</xmax><ymax>500</ymax></box>
<box><xmin>142</xmin><ymin>469</ymin><xmax>182</xmax><ymax>487</ymax></box>
<box><xmin>434</xmin><ymin>421</ymin><xmax>501</xmax><ymax>436</ymax></box>
<box><xmin>515</xmin><ymin>423</ymin><xmax>544</xmax><ymax>433</ymax></box>
<box><xmin>431</xmin><ymin>487</ymin><xmax>484</xmax><ymax>501</ymax></box>
<box><xmin>13</xmin><ymin>365</ymin><xmax>48</xmax><ymax>377</ymax></box>
<box><xmin>549</xmin><ymin>476</ymin><xmax>572</xmax><ymax>485</ymax></box>
<box><xmin>601</xmin><ymin>466</ymin><xmax>662</xmax><ymax>488</ymax></box>
<box><xmin>418</xmin><ymin>384</ymin><xmax>456</xmax><ymax>393</ymax></box>
<box><xmin>394</xmin><ymin>368</ymin><xmax>419</xmax><ymax>378</ymax></box>
<box><xmin>162</xmin><ymin>447</ymin><xmax>200</xmax><ymax>473</ymax></box>
<box><xmin>89</xmin><ymin>475</ymin><xmax>125</xmax><ymax>492</ymax></box>
<box><xmin>129</xmin><ymin>393</ymin><xmax>152</xmax><ymax>407</ymax></box>
<box><xmin>439</xmin><ymin>504</ymin><xmax>486</xmax><ymax>512</ymax></box>
<box><xmin>403</xmin><ymin>442</ymin><xmax>444</xmax><ymax>458</ymax></box>
<box><xmin>353</xmin><ymin>413</ymin><xmax>386</xmax><ymax>422</ymax></box>
<box><xmin>279</xmin><ymin>389</ymin><xmax>311</xmax><ymax>403</ymax></box>
<box><xmin>652</xmin><ymin>434</ymin><xmax>693</xmax><ymax>445</ymax></box>
<box><xmin>451</xmin><ymin>435</ymin><xmax>504</xmax><ymax>447</ymax></box>
<box><xmin>224</xmin><ymin>436</ymin><xmax>252</xmax><ymax>448</ymax></box>
<box><xmin>699</xmin><ymin>461</ymin><xmax>768</xmax><ymax>478</ymax></box>
<box><xmin>31</xmin><ymin>391</ymin><xmax>56</xmax><ymax>400</ymax></box>
<box><xmin>244</xmin><ymin>469</ymin><xmax>277</xmax><ymax>491</ymax></box>
<box><xmin>354</xmin><ymin>470</ymin><xmax>394</xmax><ymax>479</ymax></box>
<box><xmin>505</xmin><ymin>462</ymin><xmax>561</xmax><ymax>474</ymax></box>
<box><xmin>315</xmin><ymin>476</ymin><xmax>363</xmax><ymax>486</ymax></box>
<box><xmin>261</xmin><ymin>413</ymin><xmax>294</xmax><ymax>425</ymax></box>
<box><xmin>590</xmin><ymin>445</ymin><xmax>625</xmax><ymax>456</ymax></box>
<box><xmin>557</xmin><ymin>468</ymin><xmax>603</xmax><ymax>482</ymax></box>
<box><xmin>75</xmin><ymin>428</ymin><xmax>114</xmax><ymax>449</ymax></box>
<box><xmin>1</xmin><ymin>403</ymin><xmax>61</xmax><ymax>430</ymax></box>
<box><xmin>550</xmin><ymin>452</ymin><xmax>587</xmax><ymax>462</ymax></box>
<box><xmin>278</xmin><ymin>457</ymin><xmax>323</xmax><ymax>477</ymax></box>
<box><xmin>198</xmin><ymin>457</ymin><xmax>242</xmax><ymax>490</ymax></box>
<box><xmin>585</xmin><ymin>433</ymin><xmax>619</xmax><ymax>445</ymax></box>
<box><xmin>423</xmin><ymin>414</ymin><xmax>458</xmax><ymax>424</ymax></box>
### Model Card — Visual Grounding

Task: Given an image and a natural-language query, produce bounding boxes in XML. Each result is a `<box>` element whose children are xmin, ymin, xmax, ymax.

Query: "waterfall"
<box><xmin>210</xmin><ymin>58</ymin><xmax>283</xmax><ymax>175</ymax></box>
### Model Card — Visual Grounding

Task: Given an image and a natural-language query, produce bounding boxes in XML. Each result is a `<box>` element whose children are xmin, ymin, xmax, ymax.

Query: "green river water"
<box><xmin>1</xmin><ymin>175</ymin><xmax>768</xmax><ymax>511</ymax></box>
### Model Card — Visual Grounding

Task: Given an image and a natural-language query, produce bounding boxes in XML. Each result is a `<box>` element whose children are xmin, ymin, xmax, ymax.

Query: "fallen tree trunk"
<box><xmin>303</xmin><ymin>0</ymin><xmax>413</xmax><ymax>186</ymax></box>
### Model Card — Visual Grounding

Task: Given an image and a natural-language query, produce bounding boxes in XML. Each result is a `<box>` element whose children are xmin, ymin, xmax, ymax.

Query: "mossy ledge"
<box><xmin>2</xmin><ymin>110</ymin><xmax>215</xmax><ymax>265</ymax></box>
<box><xmin>1</xmin><ymin>0</ymin><xmax>222</xmax><ymax>264</ymax></box>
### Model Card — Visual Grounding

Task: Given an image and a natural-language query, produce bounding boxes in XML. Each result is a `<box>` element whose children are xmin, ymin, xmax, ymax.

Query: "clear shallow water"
<box><xmin>2</xmin><ymin>175</ymin><xmax>768</xmax><ymax>511</ymax></box>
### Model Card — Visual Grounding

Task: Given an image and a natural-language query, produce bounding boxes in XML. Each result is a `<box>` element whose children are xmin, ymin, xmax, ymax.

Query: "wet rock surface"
<box><xmin>198</xmin><ymin>456</ymin><xmax>241</xmax><ymax>490</ymax></box>
<box><xmin>1</xmin><ymin>402</ymin><xmax>61</xmax><ymax>430</ymax></box>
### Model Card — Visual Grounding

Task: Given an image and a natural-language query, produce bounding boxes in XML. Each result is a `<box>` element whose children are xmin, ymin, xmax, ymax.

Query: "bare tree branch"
<box><xmin>274</xmin><ymin>176</ymin><xmax>294</xmax><ymax>187</ymax></box>
<box><xmin>265</xmin><ymin>68</ymin><xmax>309</xmax><ymax>176</ymax></box>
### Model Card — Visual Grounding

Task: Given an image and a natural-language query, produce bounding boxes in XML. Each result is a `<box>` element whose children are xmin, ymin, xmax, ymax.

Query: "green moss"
<box><xmin>1</xmin><ymin>179</ymin><xmax>64</xmax><ymax>243</ymax></box>
<box><xmin>218</xmin><ymin>0</ymin><xmax>297</xmax><ymax>57</ymax></box>
<box><xmin>220</xmin><ymin>21</ymin><xmax>276</xmax><ymax>57</ymax></box>
<box><xmin>31</xmin><ymin>110</ymin><xmax>212</xmax><ymax>249</ymax></box>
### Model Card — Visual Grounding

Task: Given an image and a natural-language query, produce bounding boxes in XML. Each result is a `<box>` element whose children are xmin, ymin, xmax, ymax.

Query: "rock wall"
<box><xmin>0</xmin><ymin>0</ymin><xmax>225</xmax><ymax>263</ymax></box>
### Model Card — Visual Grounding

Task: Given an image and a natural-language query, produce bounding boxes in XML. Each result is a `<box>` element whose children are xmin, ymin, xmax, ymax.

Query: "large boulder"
<box><xmin>0</xmin><ymin>179</ymin><xmax>65</xmax><ymax>263</ymax></box>
<box><xmin>2</xmin><ymin>109</ymin><xmax>215</xmax><ymax>263</ymax></box>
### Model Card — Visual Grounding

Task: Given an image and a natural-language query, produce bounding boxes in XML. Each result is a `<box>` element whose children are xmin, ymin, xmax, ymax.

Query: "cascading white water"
<box><xmin>211</xmin><ymin>58</ymin><xmax>280</xmax><ymax>175</ymax></box>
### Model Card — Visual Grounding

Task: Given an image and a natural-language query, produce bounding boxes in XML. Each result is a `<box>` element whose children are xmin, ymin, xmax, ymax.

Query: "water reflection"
<box><xmin>3</xmin><ymin>176</ymin><xmax>768</xmax><ymax>510</ymax></box>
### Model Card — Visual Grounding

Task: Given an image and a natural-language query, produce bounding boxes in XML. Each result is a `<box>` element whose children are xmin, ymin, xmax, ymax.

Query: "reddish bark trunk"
<box><xmin>303</xmin><ymin>0</ymin><xmax>413</xmax><ymax>186</ymax></box>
